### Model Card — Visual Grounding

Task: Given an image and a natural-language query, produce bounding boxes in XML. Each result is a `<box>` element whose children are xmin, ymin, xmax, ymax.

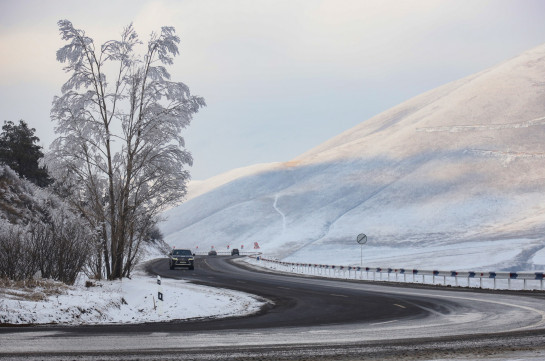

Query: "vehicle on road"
<box><xmin>208</xmin><ymin>249</ymin><xmax>217</xmax><ymax>256</ymax></box>
<box><xmin>231</xmin><ymin>248</ymin><xmax>240</xmax><ymax>256</ymax></box>
<box><xmin>169</xmin><ymin>249</ymin><xmax>194</xmax><ymax>270</ymax></box>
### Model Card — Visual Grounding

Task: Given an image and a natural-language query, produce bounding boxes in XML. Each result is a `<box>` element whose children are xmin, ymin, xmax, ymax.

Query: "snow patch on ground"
<box><xmin>0</xmin><ymin>265</ymin><xmax>266</xmax><ymax>325</ymax></box>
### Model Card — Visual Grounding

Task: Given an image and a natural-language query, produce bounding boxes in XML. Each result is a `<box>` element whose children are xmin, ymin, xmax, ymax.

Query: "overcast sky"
<box><xmin>1</xmin><ymin>0</ymin><xmax>544</xmax><ymax>180</ymax></box>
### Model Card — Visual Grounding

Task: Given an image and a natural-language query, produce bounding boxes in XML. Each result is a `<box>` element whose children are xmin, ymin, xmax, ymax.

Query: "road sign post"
<box><xmin>356</xmin><ymin>233</ymin><xmax>368</xmax><ymax>267</ymax></box>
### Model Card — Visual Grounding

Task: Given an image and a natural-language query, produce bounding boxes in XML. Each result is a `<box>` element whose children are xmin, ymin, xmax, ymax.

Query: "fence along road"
<box><xmin>249</xmin><ymin>255</ymin><xmax>545</xmax><ymax>290</ymax></box>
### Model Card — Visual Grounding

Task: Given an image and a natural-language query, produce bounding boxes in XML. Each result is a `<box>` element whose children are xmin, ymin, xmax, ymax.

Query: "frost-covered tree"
<box><xmin>48</xmin><ymin>20</ymin><xmax>205</xmax><ymax>280</ymax></box>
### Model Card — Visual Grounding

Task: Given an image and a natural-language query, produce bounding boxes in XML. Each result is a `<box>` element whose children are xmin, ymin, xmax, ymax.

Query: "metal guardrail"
<box><xmin>249</xmin><ymin>256</ymin><xmax>545</xmax><ymax>291</ymax></box>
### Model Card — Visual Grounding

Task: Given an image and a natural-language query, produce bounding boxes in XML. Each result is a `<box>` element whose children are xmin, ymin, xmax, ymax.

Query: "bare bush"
<box><xmin>0</xmin><ymin>164</ymin><xmax>93</xmax><ymax>285</ymax></box>
<box><xmin>28</xmin><ymin>206</ymin><xmax>92</xmax><ymax>285</ymax></box>
<box><xmin>0</xmin><ymin>222</ymin><xmax>37</xmax><ymax>280</ymax></box>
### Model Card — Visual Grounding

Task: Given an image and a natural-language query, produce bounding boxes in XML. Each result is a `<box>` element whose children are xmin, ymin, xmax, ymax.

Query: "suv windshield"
<box><xmin>172</xmin><ymin>249</ymin><xmax>192</xmax><ymax>256</ymax></box>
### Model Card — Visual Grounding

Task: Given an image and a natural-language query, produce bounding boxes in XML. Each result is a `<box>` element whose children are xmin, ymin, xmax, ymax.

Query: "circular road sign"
<box><xmin>356</xmin><ymin>233</ymin><xmax>368</xmax><ymax>244</ymax></box>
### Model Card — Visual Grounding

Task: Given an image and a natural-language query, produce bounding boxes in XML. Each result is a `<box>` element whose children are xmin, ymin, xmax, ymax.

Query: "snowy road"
<box><xmin>1</xmin><ymin>256</ymin><xmax>545</xmax><ymax>360</ymax></box>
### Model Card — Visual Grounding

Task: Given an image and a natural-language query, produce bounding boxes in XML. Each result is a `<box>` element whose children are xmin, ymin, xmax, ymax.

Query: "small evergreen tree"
<box><xmin>0</xmin><ymin>120</ymin><xmax>52</xmax><ymax>187</ymax></box>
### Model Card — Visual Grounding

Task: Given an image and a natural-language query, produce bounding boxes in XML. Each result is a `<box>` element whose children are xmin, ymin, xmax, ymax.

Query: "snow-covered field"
<box><xmin>0</xmin><ymin>263</ymin><xmax>266</xmax><ymax>325</ymax></box>
<box><xmin>160</xmin><ymin>44</ymin><xmax>545</xmax><ymax>273</ymax></box>
<box><xmin>283</xmin><ymin>238</ymin><xmax>545</xmax><ymax>272</ymax></box>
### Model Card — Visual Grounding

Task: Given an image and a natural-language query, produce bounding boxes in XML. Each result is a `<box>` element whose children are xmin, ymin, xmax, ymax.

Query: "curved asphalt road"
<box><xmin>2</xmin><ymin>255</ymin><xmax>545</xmax><ymax>360</ymax></box>
<box><xmin>145</xmin><ymin>255</ymin><xmax>443</xmax><ymax>331</ymax></box>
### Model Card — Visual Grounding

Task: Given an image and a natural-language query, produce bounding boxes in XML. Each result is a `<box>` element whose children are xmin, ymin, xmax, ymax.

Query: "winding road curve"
<box><xmin>2</xmin><ymin>256</ymin><xmax>545</xmax><ymax>360</ymax></box>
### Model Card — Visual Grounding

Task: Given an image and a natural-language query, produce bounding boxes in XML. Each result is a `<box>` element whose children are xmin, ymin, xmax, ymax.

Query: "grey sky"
<box><xmin>1</xmin><ymin>0</ymin><xmax>544</xmax><ymax>180</ymax></box>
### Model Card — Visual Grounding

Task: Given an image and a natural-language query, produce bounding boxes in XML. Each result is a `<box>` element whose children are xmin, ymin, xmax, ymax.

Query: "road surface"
<box><xmin>1</xmin><ymin>255</ymin><xmax>545</xmax><ymax>360</ymax></box>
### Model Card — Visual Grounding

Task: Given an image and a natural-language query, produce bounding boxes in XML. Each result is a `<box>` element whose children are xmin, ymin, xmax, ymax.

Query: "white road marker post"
<box><xmin>157</xmin><ymin>275</ymin><xmax>163</xmax><ymax>316</ymax></box>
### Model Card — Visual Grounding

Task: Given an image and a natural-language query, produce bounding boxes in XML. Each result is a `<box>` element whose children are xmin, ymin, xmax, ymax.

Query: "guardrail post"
<box><xmin>508</xmin><ymin>277</ymin><xmax>511</xmax><ymax>290</ymax></box>
<box><xmin>524</xmin><ymin>279</ymin><xmax>527</xmax><ymax>290</ymax></box>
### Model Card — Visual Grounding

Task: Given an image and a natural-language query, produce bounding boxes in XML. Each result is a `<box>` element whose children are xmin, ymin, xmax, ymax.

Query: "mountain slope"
<box><xmin>161</xmin><ymin>44</ymin><xmax>545</xmax><ymax>271</ymax></box>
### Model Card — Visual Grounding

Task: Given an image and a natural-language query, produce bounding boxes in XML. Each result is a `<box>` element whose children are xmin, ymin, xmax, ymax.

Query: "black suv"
<box><xmin>169</xmin><ymin>249</ymin><xmax>194</xmax><ymax>270</ymax></box>
<box><xmin>231</xmin><ymin>248</ymin><xmax>240</xmax><ymax>256</ymax></box>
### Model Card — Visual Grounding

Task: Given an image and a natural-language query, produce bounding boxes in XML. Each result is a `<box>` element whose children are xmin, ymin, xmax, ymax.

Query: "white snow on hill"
<box><xmin>161</xmin><ymin>44</ymin><xmax>545</xmax><ymax>272</ymax></box>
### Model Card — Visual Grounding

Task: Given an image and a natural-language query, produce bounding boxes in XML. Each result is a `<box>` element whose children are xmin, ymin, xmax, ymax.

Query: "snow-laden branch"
<box><xmin>48</xmin><ymin>20</ymin><xmax>205</xmax><ymax>280</ymax></box>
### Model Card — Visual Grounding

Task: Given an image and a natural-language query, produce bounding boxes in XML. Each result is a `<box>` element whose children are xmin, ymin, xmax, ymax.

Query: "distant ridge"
<box><xmin>161</xmin><ymin>44</ymin><xmax>545</xmax><ymax>271</ymax></box>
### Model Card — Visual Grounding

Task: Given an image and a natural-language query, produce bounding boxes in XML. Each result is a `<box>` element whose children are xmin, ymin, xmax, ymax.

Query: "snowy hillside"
<box><xmin>161</xmin><ymin>44</ymin><xmax>545</xmax><ymax>272</ymax></box>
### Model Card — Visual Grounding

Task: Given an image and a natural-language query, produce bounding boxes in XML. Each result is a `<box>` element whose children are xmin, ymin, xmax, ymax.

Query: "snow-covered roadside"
<box><xmin>0</xmin><ymin>261</ymin><xmax>267</xmax><ymax>325</ymax></box>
